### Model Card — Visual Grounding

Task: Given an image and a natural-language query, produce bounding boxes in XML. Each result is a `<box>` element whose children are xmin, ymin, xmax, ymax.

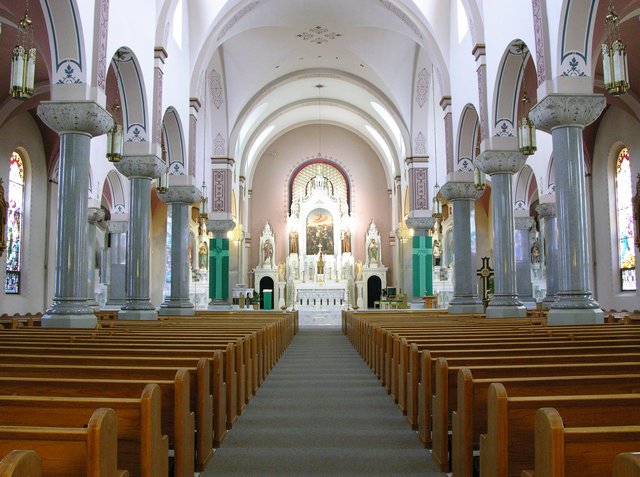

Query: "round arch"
<box><xmin>162</xmin><ymin>107</ymin><xmax>186</xmax><ymax>175</ymax></box>
<box><xmin>456</xmin><ymin>104</ymin><xmax>480</xmax><ymax>172</ymax></box>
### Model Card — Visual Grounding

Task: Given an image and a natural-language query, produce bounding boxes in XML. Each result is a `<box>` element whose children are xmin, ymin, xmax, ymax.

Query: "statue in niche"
<box><xmin>263</xmin><ymin>239</ymin><xmax>273</xmax><ymax>265</ymax></box>
<box><xmin>432</xmin><ymin>239</ymin><xmax>442</xmax><ymax>267</ymax></box>
<box><xmin>198</xmin><ymin>242</ymin><xmax>208</xmax><ymax>269</ymax></box>
<box><xmin>341</xmin><ymin>230</ymin><xmax>351</xmax><ymax>254</ymax></box>
<box><xmin>355</xmin><ymin>260</ymin><xmax>363</xmax><ymax>280</ymax></box>
<box><xmin>531</xmin><ymin>240</ymin><xmax>541</xmax><ymax>265</ymax></box>
<box><xmin>368</xmin><ymin>238</ymin><xmax>379</xmax><ymax>264</ymax></box>
<box><xmin>289</xmin><ymin>231</ymin><xmax>299</xmax><ymax>254</ymax></box>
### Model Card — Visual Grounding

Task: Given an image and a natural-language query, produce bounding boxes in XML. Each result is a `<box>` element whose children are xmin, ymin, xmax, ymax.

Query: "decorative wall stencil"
<box><xmin>296</xmin><ymin>26</ymin><xmax>342</xmax><ymax>44</ymax></box>
<box><xmin>217</xmin><ymin>1</ymin><xmax>260</xmax><ymax>42</ymax></box>
<box><xmin>188</xmin><ymin>113</ymin><xmax>197</xmax><ymax>176</ymax></box>
<box><xmin>153</xmin><ymin>68</ymin><xmax>163</xmax><ymax>144</ymax></box>
<box><xmin>377</xmin><ymin>0</ymin><xmax>422</xmax><ymax>39</ymax></box>
<box><xmin>170</xmin><ymin>162</ymin><xmax>185</xmax><ymax>175</ymax></box>
<box><xmin>493</xmin><ymin>43</ymin><xmax>528</xmax><ymax>137</ymax></box>
<box><xmin>212</xmin><ymin>170</ymin><xmax>228</xmax><ymax>212</ymax></box>
<box><xmin>560</xmin><ymin>54</ymin><xmax>587</xmax><ymax>76</ymax></box>
<box><xmin>477</xmin><ymin>65</ymin><xmax>488</xmax><ymax>140</ymax></box>
<box><xmin>44</xmin><ymin>0</ymin><xmax>86</xmax><ymax>85</ymax></box>
<box><xmin>96</xmin><ymin>0</ymin><xmax>110</xmax><ymax>90</ymax></box>
<box><xmin>515</xmin><ymin>199</ymin><xmax>527</xmax><ymax>210</ymax></box>
<box><xmin>531</xmin><ymin>0</ymin><xmax>547</xmax><ymax>86</ymax></box>
<box><xmin>56</xmin><ymin>63</ymin><xmax>83</xmax><ymax>84</ymax></box>
<box><xmin>113</xmin><ymin>49</ymin><xmax>148</xmax><ymax>142</ymax></box>
<box><xmin>410</xmin><ymin>167</ymin><xmax>428</xmax><ymax>210</ymax></box>
<box><xmin>415</xmin><ymin>68</ymin><xmax>429</xmax><ymax>108</ymax></box>
<box><xmin>209</xmin><ymin>70</ymin><xmax>224</xmax><ymax>109</ymax></box>
<box><xmin>457</xmin><ymin>157</ymin><xmax>473</xmax><ymax>172</ymax></box>
<box><xmin>444</xmin><ymin>110</ymin><xmax>454</xmax><ymax>174</ymax></box>
<box><xmin>559</xmin><ymin>0</ymin><xmax>596</xmax><ymax>78</ymax></box>
<box><xmin>495</xmin><ymin>119</ymin><xmax>515</xmax><ymax>137</ymax></box>
<box><xmin>415</xmin><ymin>132</ymin><xmax>426</xmax><ymax>155</ymax></box>
<box><xmin>214</xmin><ymin>133</ymin><xmax>225</xmax><ymax>156</ymax></box>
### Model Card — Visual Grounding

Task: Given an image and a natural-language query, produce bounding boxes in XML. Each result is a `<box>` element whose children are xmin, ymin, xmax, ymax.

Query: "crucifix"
<box><xmin>476</xmin><ymin>256</ymin><xmax>494</xmax><ymax>301</ymax></box>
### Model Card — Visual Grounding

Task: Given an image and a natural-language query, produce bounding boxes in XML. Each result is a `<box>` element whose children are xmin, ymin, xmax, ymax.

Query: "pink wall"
<box><xmin>248</xmin><ymin>124</ymin><xmax>393</xmax><ymax>276</ymax></box>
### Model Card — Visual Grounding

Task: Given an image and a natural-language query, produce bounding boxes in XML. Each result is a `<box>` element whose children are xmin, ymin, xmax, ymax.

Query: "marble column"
<box><xmin>105</xmin><ymin>220</ymin><xmax>128</xmax><ymax>307</ymax></box>
<box><xmin>476</xmin><ymin>150</ymin><xmax>527</xmax><ymax>318</ymax></box>
<box><xmin>536</xmin><ymin>202</ymin><xmax>559</xmax><ymax>309</ymax></box>
<box><xmin>159</xmin><ymin>185</ymin><xmax>202</xmax><ymax>316</ymax></box>
<box><xmin>530</xmin><ymin>94</ymin><xmax>605</xmax><ymax>324</ymax></box>
<box><xmin>37</xmin><ymin>101</ymin><xmax>112</xmax><ymax>328</ymax></box>
<box><xmin>440</xmin><ymin>181</ymin><xmax>485</xmax><ymax>314</ymax></box>
<box><xmin>114</xmin><ymin>155</ymin><xmax>166</xmax><ymax>320</ymax></box>
<box><xmin>514</xmin><ymin>216</ymin><xmax>535</xmax><ymax>305</ymax></box>
<box><xmin>86</xmin><ymin>207</ymin><xmax>105</xmax><ymax>309</ymax></box>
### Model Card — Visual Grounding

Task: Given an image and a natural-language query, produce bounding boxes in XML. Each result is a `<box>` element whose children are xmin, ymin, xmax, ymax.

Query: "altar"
<box><xmin>294</xmin><ymin>282</ymin><xmax>347</xmax><ymax>326</ymax></box>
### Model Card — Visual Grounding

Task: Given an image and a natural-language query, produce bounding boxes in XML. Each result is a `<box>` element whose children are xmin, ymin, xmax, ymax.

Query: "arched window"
<box><xmin>5</xmin><ymin>152</ymin><xmax>25</xmax><ymax>294</ymax></box>
<box><xmin>615</xmin><ymin>148</ymin><xmax>636</xmax><ymax>291</ymax></box>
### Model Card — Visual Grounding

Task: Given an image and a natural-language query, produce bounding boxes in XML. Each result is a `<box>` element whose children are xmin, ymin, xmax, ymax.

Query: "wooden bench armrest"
<box><xmin>0</xmin><ymin>450</ymin><xmax>41</xmax><ymax>477</ymax></box>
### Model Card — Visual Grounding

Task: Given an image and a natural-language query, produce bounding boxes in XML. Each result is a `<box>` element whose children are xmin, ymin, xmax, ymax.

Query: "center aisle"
<box><xmin>203</xmin><ymin>327</ymin><xmax>446</xmax><ymax>476</ymax></box>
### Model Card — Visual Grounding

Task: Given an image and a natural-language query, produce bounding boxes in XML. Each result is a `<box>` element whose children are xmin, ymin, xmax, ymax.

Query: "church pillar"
<box><xmin>105</xmin><ymin>220</ymin><xmax>128</xmax><ymax>307</ymax></box>
<box><xmin>530</xmin><ymin>94</ymin><xmax>605</xmax><ymax>324</ymax></box>
<box><xmin>440</xmin><ymin>180</ymin><xmax>484</xmax><ymax>314</ymax></box>
<box><xmin>86</xmin><ymin>205</ymin><xmax>105</xmax><ymax>309</ymax></box>
<box><xmin>514</xmin><ymin>216</ymin><xmax>535</xmax><ymax>305</ymax></box>
<box><xmin>536</xmin><ymin>202</ymin><xmax>559</xmax><ymax>309</ymax></box>
<box><xmin>476</xmin><ymin>150</ymin><xmax>527</xmax><ymax>318</ymax></box>
<box><xmin>206</xmin><ymin>158</ymin><xmax>236</xmax><ymax>306</ymax></box>
<box><xmin>114</xmin><ymin>155</ymin><xmax>166</xmax><ymax>320</ymax></box>
<box><xmin>37</xmin><ymin>101</ymin><xmax>112</xmax><ymax>328</ymax></box>
<box><xmin>159</xmin><ymin>185</ymin><xmax>202</xmax><ymax>315</ymax></box>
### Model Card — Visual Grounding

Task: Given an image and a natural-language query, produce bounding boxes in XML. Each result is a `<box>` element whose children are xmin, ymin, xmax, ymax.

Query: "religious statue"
<box><xmin>289</xmin><ymin>231</ymin><xmax>299</xmax><ymax>254</ymax></box>
<box><xmin>368</xmin><ymin>238</ymin><xmax>379</xmax><ymax>263</ymax></box>
<box><xmin>355</xmin><ymin>260</ymin><xmax>363</xmax><ymax>281</ymax></box>
<box><xmin>531</xmin><ymin>240</ymin><xmax>541</xmax><ymax>265</ymax></box>
<box><xmin>0</xmin><ymin>179</ymin><xmax>7</xmax><ymax>257</ymax></box>
<box><xmin>341</xmin><ymin>230</ymin><xmax>351</xmax><ymax>254</ymax></box>
<box><xmin>198</xmin><ymin>241</ymin><xmax>208</xmax><ymax>269</ymax></box>
<box><xmin>432</xmin><ymin>239</ymin><xmax>442</xmax><ymax>267</ymax></box>
<box><xmin>263</xmin><ymin>239</ymin><xmax>273</xmax><ymax>265</ymax></box>
<box><xmin>278</xmin><ymin>261</ymin><xmax>286</xmax><ymax>281</ymax></box>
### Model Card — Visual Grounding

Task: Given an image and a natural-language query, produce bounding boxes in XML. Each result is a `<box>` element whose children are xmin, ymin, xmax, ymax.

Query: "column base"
<box><xmin>118</xmin><ymin>309</ymin><xmax>159</xmax><ymax>321</ymax></box>
<box><xmin>520</xmin><ymin>299</ymin><xmax>538</xmax><ymax>310</ymax></box>
<box><xmin>41</xmin><ymin>313</ymin><xmax>97</xmax><ymax>328</ymax></box>
<box><xmin>208</xmin><ymin>302</ymin><xmax>233</xmax><ymax>311</ymax></box>
<box><xmin>106</xmin><ymin>299</ymin><xmax>127</xmax><ymax>307</ymax></box>
<box><xmin>448</xmin><ymin>303</ymin><xmax>485</xmax><ymax>314</ymax></box>
<box><xmin>485</xmin><ymin>305</ymin><xmax>527</xmax><ymax>318</ymax></box>
<box><xmin>542</xmin><ymin>296</ymin><xmax>555</xmax><ymax>309</ymax></box>
<box><xmin>547</xmin><ymin>308</ymin><xmax>604</xmax><ymax>326</ymax></box>
<box><xmin>158</xmin><ymin>307</ymin><xmax>195</xmax><ymax>316</ymax></box>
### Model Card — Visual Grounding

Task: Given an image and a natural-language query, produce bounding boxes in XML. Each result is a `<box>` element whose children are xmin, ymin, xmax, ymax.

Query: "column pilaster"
<box><xmin>476</xmin><ymin>150</ymin><xmax>527</xmax><ymax>318</ymax></box>
<box><xmin>440</xmin><ymin>181</ymin><xmax>485</xmax><ymax>314</ymax></box>
<box><xmin>37</xmin><ymin>101</ymin><xmax>112</xmax><ymax>328</ymax></box>
<box><xmin>87</xmin><ymin>206</ymin><xmax>105</xmax><ymax>309</ymax></box>
<box><xmin>536</xmin><ymin>202</ymin><xmax>559</xmax><ymax>308</ymax></box>
<box><xmin>514</xmin><ymin>216</ymin><xmax>535</xmax><ymax>305</ymax></box>
<box><xmin>114</xmin><ymin>154</ymin><xmax>166</xmax><ymax>320</ymax></box>
<box><xmin>530</xmin><ymin>94</ymin><xmax>605</xmax><ymax>324</ymax></box>
<box><xmin>159</xmin><ymin>185</ymin><xmax>202</xmax><ymax>316</ymax></box>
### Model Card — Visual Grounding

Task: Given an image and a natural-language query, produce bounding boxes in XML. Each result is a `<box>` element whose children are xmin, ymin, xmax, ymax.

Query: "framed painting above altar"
<box><xmin>306</xmin><ymin>208</ymin><xmax>334</xmax><ymax>255</ymax></box>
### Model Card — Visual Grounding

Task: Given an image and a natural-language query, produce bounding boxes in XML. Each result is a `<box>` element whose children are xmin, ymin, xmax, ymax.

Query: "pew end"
<box><xmin>613</xmin><ymin>452</ymin><xmax>640</xmax><ymax>477</ymax></box>
<box><xmin>0</xmin><ymin>450</ymin><xmax>41</xmax><ymax>477</ymax></box>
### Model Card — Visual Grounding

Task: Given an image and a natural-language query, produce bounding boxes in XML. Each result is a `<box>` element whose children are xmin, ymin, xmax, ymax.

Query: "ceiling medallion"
<box><xmin>297</xmin><ymin>26</ymin><xmax>342</xmax><ymax>45</ymax></box>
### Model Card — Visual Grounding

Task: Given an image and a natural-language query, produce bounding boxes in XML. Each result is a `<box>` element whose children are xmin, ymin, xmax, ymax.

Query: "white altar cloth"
<box><xmin>294</xmin><ymin>282</ymin><xmax>347</xmax><ymax>326</ymax></box>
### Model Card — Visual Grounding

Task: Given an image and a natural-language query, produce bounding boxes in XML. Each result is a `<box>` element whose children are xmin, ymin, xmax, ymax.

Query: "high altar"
<box><xmin>252</xmin><ymin>170</ymin><xmax>386</xmax><ymax>325</ymax></box>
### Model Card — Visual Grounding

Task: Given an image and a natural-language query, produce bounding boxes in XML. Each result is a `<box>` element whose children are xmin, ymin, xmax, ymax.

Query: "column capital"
<box><xmin>37</xmin><ymin>101</ymin><xmax>113</xmax><ymax>136</ymax></box>
<box><xmin>440</xmin><ymin>181</ymin><xmax>484</xmax><ymax>201</ymax></box>
<box><xmin>115</xmin><ymin>155</ymin><xmax>165</xmax><ymax>179</ymax></box>
<box><xmin>536</xmin><ymin>202</ymin><xmax>556</xmax><ymax>219</ymax></box>
<box><xmin>476</xmin><ymin>150</ymin><xmax>526</xmax><ymax>175</ymax></box>
<box><xmin>206</xmin><ymin>218</ymin><xmax>236</xmax><ymax>238</ymax></box>
<box><xmin>514</xmin><ymin>216</ymin><xmax>535</xmax><ymax>231</ymax></box>
<box><xmin>529</xmin><ymin>94</ymin><xmax>606</xmax><ymax>133</ymax></box>
<box><xmin>105</xmin><ymin>220</ymin><xmax>128</xmax><ymax>234</ymax></box>
<box><xmin>87</xmin><ymin>207</ymin><xmax>105</xmax><ymax>224</ymax></box>
<box><xmin>159</xmin><ymin>185</ymin><xmax>202</xmax><ymax>205</ymax></box>
<box><xmin>405</xmin><ymin>215</ymin><xmax>436</xmax><ymax>234</ymax></box>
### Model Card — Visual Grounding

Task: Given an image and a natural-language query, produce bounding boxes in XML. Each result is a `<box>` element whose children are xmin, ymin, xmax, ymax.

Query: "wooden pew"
<box><xmin>0</xmin><ymin>374</ymin><xmax>193</xmax><ymax>477</ymax></box>
<box><xmin>452</xmin><ymin>371</ymin><xmax>640</xmax><ymax>477</ymax></box>
<box><xmin>530</xmin><ymin>408</ymin><xmax>640</xmax><ymax>477</ymax></box>
<box><xmin>0</xmin><ymin>360</ymin><xmax>211</xmax><ymax>472</ymax></box>
<box><xmin>479</xmin><ymin>383</ymin><xmax>640</xmax><ymax>477</ymax></box>
<box><xmin>0</xmin><ymin>384</ymin><xmax>168</xmax><ymax>477</ymax></box>
<box><xmin>613</xmin><ymin>453</ymin><xmax>640</xmax><ymax>477</ymax></box>
<box><xmin>0</xmin><ymin>450</ymin><xmax>41</xmax><ymax>477</ymax></box>
<box><xmin>0</xmin><ymin>408</ymin><xmax>128</xmax><ymax>477</ymax></box>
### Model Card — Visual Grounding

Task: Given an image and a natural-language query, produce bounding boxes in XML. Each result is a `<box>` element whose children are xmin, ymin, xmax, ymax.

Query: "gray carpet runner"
<box><xmin>203</xmin><ymin>327</ymin><xmax>445</xmax><ymax>476</ymax></box>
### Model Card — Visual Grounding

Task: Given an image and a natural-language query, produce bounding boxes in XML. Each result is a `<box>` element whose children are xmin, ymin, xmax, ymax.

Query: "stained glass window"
<box><xmin>5</xmin><ymin>152</ymin><xmax>25</xmax><ymax>294</ymax></box>
<box><xmin>615</xmin><ymin>148</ymin><xmax>636</xmax><ymax>291</ymax></box>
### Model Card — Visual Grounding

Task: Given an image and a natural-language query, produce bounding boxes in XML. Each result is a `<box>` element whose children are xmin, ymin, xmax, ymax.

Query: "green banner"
<box><xmin>209</xmin><ymin>238</ymin><xmax>229</xmax><ymax>300</ymax></box>
<box><xmin>412</xmin><ymin>235</ymin><xmax>433</xmax><ymax>297</ymax></box>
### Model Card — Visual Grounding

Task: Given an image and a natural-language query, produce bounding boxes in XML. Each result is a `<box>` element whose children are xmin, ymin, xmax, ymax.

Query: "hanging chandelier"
<box><xmin>157</xmin><ymin>145</ymin><xmax>169</xmax><ymax>194</ymax></box>
<box><xmin>106</xmin><ymin>102</ymin><xmax>124</xmax><ymax>162</ymax></box>
<box><xmin>518</xmin><ymin>90</ymin><xmax>536</xmax><ymax>156</ymax></box>
<box><xmin>432</xmin><ymin>185</ymin><xmax>442</xmax><ymax>219</ymax></box>
<box><xmin>474</xmin><ymin>166</ymin><xmax>486</xmax><ymax>190</ymax></box>
<box><xmin>602</xmin><ymin>1</ymin><xmax>629</xmax><ymax>96</ymax></box>
<box><xmin>10</xmin><ymin>1</ymin><xmax>36</xmax><ymax>100</ymax></box>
